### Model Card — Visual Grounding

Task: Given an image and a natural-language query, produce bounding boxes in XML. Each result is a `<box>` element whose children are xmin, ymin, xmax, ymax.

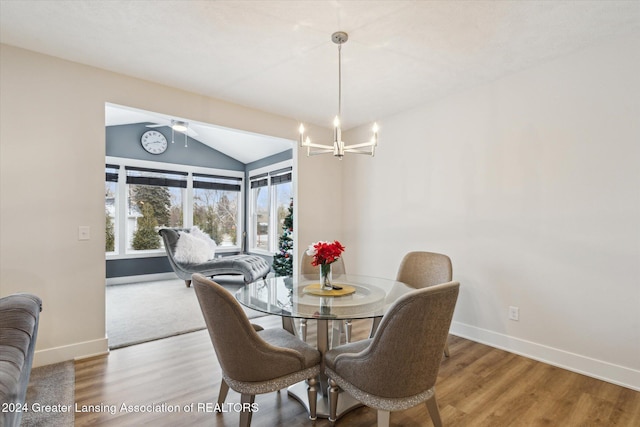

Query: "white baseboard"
<box><xmin>450</xmin><ymin>321</ymin><xmax>640</xmax><ymax>392</ymax></box>
<box><xmin>33</xmin><ymin>337</ymin><xmax>109</xmax><ymax>368</ymax></box>
<box><xmin>106</xmin><ymin>272</ymin><xmax>178</xmax><ymax>286</ymax></box>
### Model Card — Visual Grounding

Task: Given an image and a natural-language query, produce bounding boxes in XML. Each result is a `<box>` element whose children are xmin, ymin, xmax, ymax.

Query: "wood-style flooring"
<box><xmin>75</xmin><ymin>316</ymin><xmax>640</xmax><ymax>426</ymax></box>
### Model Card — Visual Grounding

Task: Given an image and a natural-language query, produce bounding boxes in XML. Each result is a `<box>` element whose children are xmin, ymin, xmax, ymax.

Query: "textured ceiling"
<box><xmin>2</xmin><ymin>1</ymin><xmax>639</xmax><ymax>161</ymax></box>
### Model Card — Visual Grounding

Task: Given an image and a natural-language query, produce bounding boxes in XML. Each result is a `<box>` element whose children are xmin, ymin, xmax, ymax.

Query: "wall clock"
<box><xmin>140</xmin><ymin>130</ymin><xmax>168</xmax><ymax>154</ymax></box>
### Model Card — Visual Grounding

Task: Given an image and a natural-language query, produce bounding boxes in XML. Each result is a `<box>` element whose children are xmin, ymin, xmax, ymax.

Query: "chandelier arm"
<box><xmin>344</xmin><ymin>147</ymin><xmax>375</xmax><ymax>152</ymax></box>
<box><xmin>304</xmin><ymin>142</ymin><xmax>336</xmax><ymax>150</ymax></box>
<box><xmin>343</xmin><ymin>141</ymin><xmax>377</xmax><ymax>150</ymax></box>
<box><xmin>344</xmin><ymin>148</ymin><xmax>376</xmax><ymax>155</ymax></box>
<box><xmin>307</xmin><ymin>149</ymin><xmax>335</xmax><ymax>156</ymax></box>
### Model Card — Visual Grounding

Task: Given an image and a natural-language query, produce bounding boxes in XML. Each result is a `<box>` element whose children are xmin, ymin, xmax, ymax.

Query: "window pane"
<box><xmin>105</xmin><ymin>181</ymin><xmax>117</xmax><ymax>254</ymax></box>
<box><xmin>193</xmin><ymin>188</ymin><xmax>239</xmax><ymax>246</ymax></box>
<box><xmin>249</xmin><ymin>166</ymin><xmax>293</xmax><ymax>253</ymax></box>
<box><xmin>274</xmin><ymin>181</ymin><xmax>293</xmax><ymax>242</ymax></box>
<box><xmin>127</xmin><ymin>183</ymin><xmax>183</xmax><ymax>251</ymax></box>
<box><xmin>253</xmin><ymin>186</ymin><xmax>269</xmax><ymax>251</ymax></box>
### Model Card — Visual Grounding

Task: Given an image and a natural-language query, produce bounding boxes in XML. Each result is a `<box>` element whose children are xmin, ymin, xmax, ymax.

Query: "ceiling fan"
<box><xmin>146</xmin><ymin>119</ymin><xmax>198</xmax><ymax>147</ymax></box>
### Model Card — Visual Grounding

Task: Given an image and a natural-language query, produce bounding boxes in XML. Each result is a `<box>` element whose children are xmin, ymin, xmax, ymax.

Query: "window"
<box><xmin>193</xmin><ymin>174</ymin><xmax>241</xmax><ymax>247</ymax></box>
<box><xmin>105</xmin><ymin>164</ymin><xmax>119</xmax><ymax>254</ymax></box>
<box><xmin>272</xmin><ymin>168</ymin><xmax>293</xmax><ymax>246</ymax></box>
<box><xmin>106</xmin><ymin>158</ymin><xmax>244</xmax><ymax>258</ymax></box>
<box><xmin>249</xmin><ymin>163</ymin><xmax>292</xmax><ymax>253</ymax></box>
<box><xmin>250</xmin><ymin>173</ymin><xmax>270</xmax><ymax>251</ymax></box>
<box><xmin>126</xmin><ymin>167</ymin><xmax>186</xmax><ymax>251</ymax></box>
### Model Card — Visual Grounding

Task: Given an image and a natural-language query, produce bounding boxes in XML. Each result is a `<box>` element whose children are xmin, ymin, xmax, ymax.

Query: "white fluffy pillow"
<box><xmin>174</xmin><ymin>232</ymin><xmax>211</xmax><ymax>264</ymax></box>
<box><xmin>190</xmin><ymin>226</ymin><xmax>217</xmax><ymax>259</ymax></box>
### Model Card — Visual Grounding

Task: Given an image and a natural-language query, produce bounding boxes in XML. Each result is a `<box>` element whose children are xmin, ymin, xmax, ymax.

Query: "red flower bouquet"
<box><xmin>306</xmin><ymin>240</ymin><xmax>345</xmax><ymax>266</ymax></box>
<box><xmin>306</xmin><ymin>241</ymin><xmax>345</xmax><ymax>290</ymax></box>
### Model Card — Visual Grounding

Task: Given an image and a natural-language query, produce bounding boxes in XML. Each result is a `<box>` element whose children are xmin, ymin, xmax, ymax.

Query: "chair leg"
<box><xmin>328</xmin><ymin>378</ymin><xmax>339</xmax><ymax>425</ymax></box>
<box><xmin>425</xmin><ymin>394</ymin><xmax>443</xmax><ymax>427</ymax></box>
<box><xmin>217</xmin><ymin>379</ymin><xmax>229</xmax><ymax>406</ymax></box>
<box><xmin>301</xmin><ymin>319</ymin><xmax>308</xmax><ymax>341</ymax></box>
<box><xmin>282</xmin><ymin>317</ymin><xmax>296</xmax><ymax>335</ymax></box>
<box><xmin>444</xmin><ymin>340</ymin><xmax>450</xmax><ymax>358</ymax></box>
<box><xmin>345</xmin><ymin>319</ymin><xmax>352</xmax><ymax>343</ymax></box>
<box><xmin>239</xmin><ymin>393</ymin><xmax>255</xmax><ymax>427</ymax></box>
<box><xmin>185</xmin><ymin>279</ymin><xmax>191</xmax><ymax>287</ymax></box>
<box><xmin>307</xmin><ymin>377</ymin><xmax>318</xmax><ymax>420</ymax></box>
<box><xmin>369</xmin><ymin>316</ymin><xmax>382</xmax><ymax>338</ymax></box>
<box><xmin>331</xmin><ymin>321</ymin><xmax>342</xmax><ymax>348</ymax></box>
<box><xmin>377</xmin><ymin>410</ymin><xmax>390</xmax><ymax>427</ymax></box>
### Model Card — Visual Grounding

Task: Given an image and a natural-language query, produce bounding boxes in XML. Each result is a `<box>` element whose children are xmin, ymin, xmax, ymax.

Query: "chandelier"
<box><xmin>298</xmin><ymin>31</ymin><xmax>378</xmax><ymax>159</ymax></box>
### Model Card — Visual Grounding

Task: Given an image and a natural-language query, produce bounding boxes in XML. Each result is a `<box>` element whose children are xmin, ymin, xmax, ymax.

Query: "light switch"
<box><xmin>78</xmin><ymin>226</ymin><xmax>90</xmax><ymax>241</ymax></box>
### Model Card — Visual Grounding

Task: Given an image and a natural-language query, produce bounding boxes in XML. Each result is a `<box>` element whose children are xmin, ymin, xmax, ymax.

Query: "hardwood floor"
<box><xmin>75</xmin><ymin>316</ymin><xmax>640</xmax><ymax>426</ymax></box>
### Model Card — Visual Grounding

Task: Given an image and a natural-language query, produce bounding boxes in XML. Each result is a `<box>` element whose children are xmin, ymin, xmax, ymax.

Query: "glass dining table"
<box><xmin>235</xmin><ymin>273</ymin><xmax>415</xmax><ymax>419</ymax></box>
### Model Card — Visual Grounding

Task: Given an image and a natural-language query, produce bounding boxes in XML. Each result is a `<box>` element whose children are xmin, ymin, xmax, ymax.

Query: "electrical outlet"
<box><xmin>509</xmin><ymin>306</ymin><xmax>519</xmax><ymax>321</ymax></box>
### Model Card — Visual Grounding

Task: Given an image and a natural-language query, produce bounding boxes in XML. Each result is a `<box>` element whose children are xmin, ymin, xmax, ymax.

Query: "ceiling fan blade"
<box><xmin>146</xmin><ymin>120</ymin><xmax>196</xmax><ymax>138</ymax></box>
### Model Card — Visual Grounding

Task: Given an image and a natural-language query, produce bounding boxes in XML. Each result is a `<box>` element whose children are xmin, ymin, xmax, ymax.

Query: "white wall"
<box><xmin>342</xmin><ymin>34</ymin><xmax>640</xmax><ymax>390</ymax></box>
<box><xmin>0</xmin><ymin>44</ymin><xmax>342</xmax><ymax>366</ymax></box>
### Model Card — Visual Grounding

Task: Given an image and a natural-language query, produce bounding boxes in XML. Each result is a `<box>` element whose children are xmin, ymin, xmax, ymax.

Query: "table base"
<box><xmin>287</xmin><ymin>381</ymin><xmax>363</xmax><ymax>420</ymax></box>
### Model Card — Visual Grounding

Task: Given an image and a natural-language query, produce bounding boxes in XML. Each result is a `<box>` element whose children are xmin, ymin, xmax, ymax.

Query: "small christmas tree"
<box><xmin>272</xmin><ymin>198</ymin><xmax>293</xmax><ymax>276</ymax></box>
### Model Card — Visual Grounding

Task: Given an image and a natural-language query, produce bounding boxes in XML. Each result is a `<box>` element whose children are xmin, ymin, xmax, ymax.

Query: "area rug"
<box><xmin>106</xmin><ymin>277</ymin><xmax>267</xmax><ymax>349</ymax></box>
<box><xmin>22</xmin><ymin>361</ymin><xmax>74</xmax><ymax>427</ymax></box>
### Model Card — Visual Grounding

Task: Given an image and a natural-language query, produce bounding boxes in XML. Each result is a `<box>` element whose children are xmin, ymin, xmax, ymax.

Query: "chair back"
<box><xmin>396</xmin><ymin>251</ymin><xmax>452</xmax><ymax>289</ymax></box>
<box><xmin>192</xmin><ymin>274</ymin><xmax>306</xmax><ymax>382</ymax></box>
<box><xmin>300</xmin><ymin>252</ymin><xmax>346</xmax><ymax>275</ymax></box>
<box><xmin>341</xmin><ymin>281</ymin><xmax>459</xmax><ymax>398</ymax></box>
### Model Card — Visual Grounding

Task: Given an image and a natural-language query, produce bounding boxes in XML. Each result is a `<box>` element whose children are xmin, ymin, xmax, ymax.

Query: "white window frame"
<box><xmin>248</xmin><ymin>160</ymin><xmax>293</xmax><ymax>255</ymax></box>
<box><xmin>106</xmin><ymin>156</ymin><xmax>244</xmax><ymax>260</ymax></box>
<box><xmin>105</xmin><ymin>164</ymin><xmax>120</xmax><ymax>256</ymax></box>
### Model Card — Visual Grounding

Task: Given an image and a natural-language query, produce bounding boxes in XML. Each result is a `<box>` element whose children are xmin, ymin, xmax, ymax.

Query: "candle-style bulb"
<box><xmin>333</xmin><ymin>116</ymin><xmax>340</xmax><ymax>128</ymax></box>
<box><xmin>299</xmin><ymin>123</ymin><xmax>305</xmax><ymax>134</ymax></box>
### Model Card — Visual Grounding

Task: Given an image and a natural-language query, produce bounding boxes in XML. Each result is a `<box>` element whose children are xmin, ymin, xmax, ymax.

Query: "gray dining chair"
<box><xmin>192</xmin><ymin>274</ymin><xmax>322</xmax><ymax>426</ymax></box>
<box><xmin>325</xmin><ymin>281</ymin><xmax>460</xmax><ymax>427</ymax></box>
<box><xmin>299</xmin><ymin>252</ymin><xmax>350</xmax><ymax>343</ymax></box>
<box><xmin>371</xmin><ymin>251</ymin><xmax>453</xmax><ymax>357</ymax></box>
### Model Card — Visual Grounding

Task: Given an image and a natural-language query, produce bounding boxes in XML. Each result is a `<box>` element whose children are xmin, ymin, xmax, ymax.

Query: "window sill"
<box><xmin>106</xmin><ymin>246</ymin><xmax>242</xmax><ymax>261</ymax></box>
<box><xmin>106</xmin><ymin>250</ymin><xmax>166</xmax><ymax>261</ymax></box>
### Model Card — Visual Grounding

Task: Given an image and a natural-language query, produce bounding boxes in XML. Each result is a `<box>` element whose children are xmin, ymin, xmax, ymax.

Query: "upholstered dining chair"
<box><xmin>325</xmin><ymin>281</ymin><xmax>460</xmax><ymax>427</ymax></box>
<box><xmin>299</xmin><ymin>252</ymin><xmax>350</xmax><ymax>343</ymax></box>
<box><xmin>371</xmin><ymin>251</ymin><xmax>453</xmax><ymax>356</ymax></box>
<box><xmin>192</xmin><ymin>274</ymin><xmax>321</xmax><ymax>427</ymax></box>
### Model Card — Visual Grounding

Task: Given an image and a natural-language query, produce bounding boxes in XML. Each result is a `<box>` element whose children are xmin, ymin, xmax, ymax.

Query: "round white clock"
<box><xmin>140</xmin><ymin>130</ymin><xmax>168</xmax><ymax>154</ymax></box>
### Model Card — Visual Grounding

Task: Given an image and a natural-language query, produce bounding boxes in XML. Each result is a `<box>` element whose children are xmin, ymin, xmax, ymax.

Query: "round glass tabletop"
<box><xmin>235</xmin><ymin>274</ymin><xmax>415</xmax><ymax>320</ymax></box>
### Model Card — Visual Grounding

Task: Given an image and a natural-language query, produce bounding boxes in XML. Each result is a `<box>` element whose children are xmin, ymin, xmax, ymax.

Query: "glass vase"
<box><xmin>320</xmin><ymin>263</ymin><xmax>333</xmax><ymax>291</ymax></box>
